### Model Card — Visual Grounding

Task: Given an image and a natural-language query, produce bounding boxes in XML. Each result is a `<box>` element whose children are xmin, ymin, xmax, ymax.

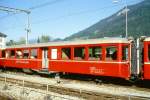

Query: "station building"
<box><xmin>0</xmin><ymin>32</ymin><xmax>7</xmax><ymax>49</ymax></box>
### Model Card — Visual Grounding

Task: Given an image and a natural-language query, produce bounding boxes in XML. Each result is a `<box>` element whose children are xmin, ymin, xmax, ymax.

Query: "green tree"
<box><xmin>17</xmin><ymin>37</ymin><xmax>26</xmax><ymax>45</ymax></box>
<box><xmin>6</xmin><ymin>40</ymin><xmax>17</xmax><ymax>46</ymax></box>
<box><xmin>37</xmin><ymin>37</ymin><xmax>40</xmax><ymax>43</ymax></box>
<box><xmin>39</xmin><ymin>35</ymin><xmax>51</xmax><ymax>43</ymax></box>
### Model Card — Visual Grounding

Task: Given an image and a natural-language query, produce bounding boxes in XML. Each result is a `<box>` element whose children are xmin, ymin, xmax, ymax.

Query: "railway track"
<box><xmin>0</xmin><ymin>72</ymin><xmax>150</xmax><ymax>100</ymax></box>
<box><xmin>0</xmin><ymin>78</ymin><xmax>81</xmax><ymax>100</ymax></box>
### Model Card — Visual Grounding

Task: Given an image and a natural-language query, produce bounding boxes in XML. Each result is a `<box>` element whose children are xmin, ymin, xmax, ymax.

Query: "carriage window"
<box><xmin>122</xmin><ymin>46</ymin><xmax>129</xmax><ymax>60</ymax></box>
<box><xmin>10</xmin><ymin>50</ymin><xmax>15</xmax><ymax>58</ymax></box>
<box><xmin>88</xmin><ymin>47</ymin><xmax>102</xmax><ymax>60</ymax></box>
<box><xmin>2</xmin><ymin>50</ymin><xmax>5</xmax><ymax>58</ymax></box>
<box><xmin>106</xmin><ymin>46</ymin><xmax>117</xmax><ymax>60</ymax></box>
<box><xmin>6</xmin><ymin>51</ymin><xmax>10</xmax><ymax>58</ymax></box>
<box><xmin>16</xmin><ymin>50</ymin><xmax>23</xmax><ymax>59</ymax></box>
<box><xmin>74</xmin><ymin>47</ymin><xmax>85</xmax><ymax>60</ymax></box>
<box><xmin>31</xmin><ymin>49</ymin><xmax>37</xmax><ymax>59</ymax></box>
<box><xmin>51</xmin><ymin>49</ymin><xmax>57</xmax><ymax>59</ymax></box>
<box><xmin>23</xmin><ymin>50</ymin><xmax>29</xmax><ymax>59</ymax></box>
<box><xmin>61</xmin><ymin>48</ymin><xmax>71</xmax><ymax>60</ymax></box>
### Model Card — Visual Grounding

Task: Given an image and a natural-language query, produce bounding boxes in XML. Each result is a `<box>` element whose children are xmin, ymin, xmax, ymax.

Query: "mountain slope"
<box><xmin>65</xmin><ymin>0</ymin><xmax>150</xmax><ymax>40</ymax></box>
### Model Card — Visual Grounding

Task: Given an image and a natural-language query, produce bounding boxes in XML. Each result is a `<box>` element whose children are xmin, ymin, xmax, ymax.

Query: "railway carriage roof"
<box><xmin>6</xmin><ymin>38</ymin><xmax>130</xmax><ymax>49</ymax></box>
<box><xmin>144</xmin><ymin>37</ymin><xmax>150</xmax><ymax>41</ymax></box>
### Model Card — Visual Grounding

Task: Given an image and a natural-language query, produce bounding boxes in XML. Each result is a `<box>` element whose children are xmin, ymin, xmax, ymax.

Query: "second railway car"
<box><xmin>143</xmin><ymin>37</ymin><xmax>150</xmax><ymax>80</ymax></box>
<box><xmin>0</xmin><ymin>38</ymin><xmax>133</xmax><ymax>80</ymax></box>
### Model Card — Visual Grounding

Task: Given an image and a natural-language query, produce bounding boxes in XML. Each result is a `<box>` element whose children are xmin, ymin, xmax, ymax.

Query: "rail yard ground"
<box><xmin>0</xmin><ymin>81</ymin><xmax>82</xmax><ymax>100</ymax></box>
<box><xmin>0</xmin><ymin>71</ymin><xmax>150</xmax><ymax>100</ymax></box>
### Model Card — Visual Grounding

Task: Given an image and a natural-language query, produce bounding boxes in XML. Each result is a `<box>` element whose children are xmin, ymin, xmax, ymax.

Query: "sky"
<box><xmin>0</xmin><ymin>0</ymin><xmax>142</xmax><ymax>41</ymax></box>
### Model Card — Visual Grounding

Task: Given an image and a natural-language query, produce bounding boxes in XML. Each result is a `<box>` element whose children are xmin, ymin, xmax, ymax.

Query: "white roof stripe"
<box><xmin>6</xmin><ymin>38</ymin><xmax>130</xmax><ymax>49</ymax></box>
<box><xmin>144</xmin><ymin>37</ymin><xmax>150</xmax><ymax>41</ymax></box>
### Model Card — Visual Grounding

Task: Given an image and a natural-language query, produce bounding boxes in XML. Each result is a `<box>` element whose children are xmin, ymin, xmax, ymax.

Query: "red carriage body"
<box><xmin>0</xmin><ymin>38</ymin><xmax>132</xmax><ymax>79</ymax></box>
<box><xmin>143</xmin><ymin>37</ymin><xmax>150</xmax><ymax>80</ymax></box>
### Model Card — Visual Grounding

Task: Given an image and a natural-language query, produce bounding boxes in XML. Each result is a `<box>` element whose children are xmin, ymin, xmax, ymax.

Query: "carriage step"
<box><xmin>38</xmin><ymin>69</ymin><xmax>56</xmax><ymax>74</ymax></box>
<box><xmin>38</xmin><ymin>70</ymin><xmax>49</xmax><ymax>74</ymax></box>
<box><xmin>41</xmin><ymin>68</ymin><xmax>49</xmax><ymax>72</ymax></box>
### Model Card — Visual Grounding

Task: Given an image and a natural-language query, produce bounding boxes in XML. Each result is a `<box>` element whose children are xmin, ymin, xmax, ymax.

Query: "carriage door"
<box><xmin>42</xmin><ymin>48</ymin><xmax>49</xmax><ymax>69</ymax></box>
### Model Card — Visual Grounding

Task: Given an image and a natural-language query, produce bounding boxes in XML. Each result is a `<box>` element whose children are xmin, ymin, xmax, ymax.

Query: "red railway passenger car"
<box><xmin>143</xmin><ymin>37</ymin><xmax>150</xmax><ymax>80</ymax></box>
<box><xmin>0</xmin><ymin>38</ymin><xmax>133</xmax><ymax>80</ymax></box>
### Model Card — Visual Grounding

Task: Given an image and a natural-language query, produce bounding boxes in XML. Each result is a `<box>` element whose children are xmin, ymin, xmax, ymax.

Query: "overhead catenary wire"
<box><xmin>28</xmin><ymin>0</ymin><xmax>65</xmax><ymax>10</ymax></box>
<box><xmin>0</xmin><ymin>5</ymin><xmax>31</xmax><ymax>44</ymax></box>
<box><xmin>32</xmin><ymin>4</ymin><xmax>123</xmax><ymax>25</ymax></box>
<box><xmin>0</xmin><ymin>0</ymin><xmax>64</xmax><ymax>21</ymax></box>
<box><xmin>0</xmin><ymin>0</ymin><xmax>65</xmax><ymax>32</ymax></box>
<box><xmin>0</xmin><ymin>0</ymin><xmax>139</xmax><ymax>21</ymax></box>
<box><xmin>0</xmin><ymin>0</ymin><xmax>64</xmax><ymax>44</ymax></box>
<box><xmin>1</xmin><ymin>4</ymin><xmax>122</xmax><ymax>31</ymax></box>
<box><xmin>33</xmin><ymin>0</ymin><xmax>138</xmax><ymax>20</ymax></box>
<box><xmin>0</xmin><ymin>5</ymin><xmax>30</xmax><ymax>13</ymax></box>
<box><xmin>0</xmin><ymin>0</ymin><xmax>140</xmax><ymax>31</ymax></box>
